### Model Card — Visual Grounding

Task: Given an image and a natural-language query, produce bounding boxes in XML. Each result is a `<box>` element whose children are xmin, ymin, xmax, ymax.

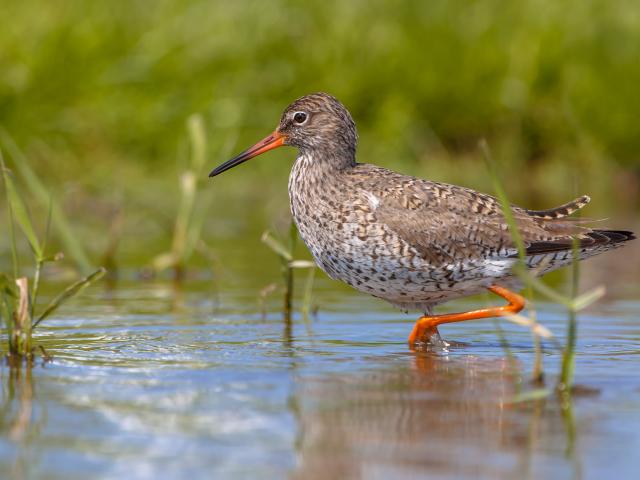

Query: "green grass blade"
<box><xmin>572</xmin><ymin>286</ymin><xmax>606</xmax><ymax>311</ymax></box>
<box><xmin>1</xmin><ymin>289</ymin><xmax>16</xmax><ymax>347</ymax></box>
<box><xmin>0</xmin><ymin>130</ymin><xmax>93</xmax><ymax>273</ymax></box>
<box><xmin>183</xmin><ymin>189</ymin><xmax>214</xmax><ymax>262</ymax></box>
<box><xmin>1</xmin><ymin>291</ymin><xmax>13</xmax><ymax>327</ymax></box>
<box><xmin>158</xmin><ymin>114</ymin><xmax>209</xmax><ymax>273</ymax></box>
<box><xmin>1</xmin><ymin>150</ymin><xmax>21</xmax><ymax>277</ymax></box>
<box><xmin>31</xmin><ymin>201</ymin><xmax>54</xmax><ymax>316</ymax></box>
<box><xmin>289</xmin><ymin>260</ymin><xmax>315</xmax><ymax>268</ymax></box>
<box><xmin>33</xmin><ymin>267</ymin><xmax>106</xmax><ymax>328</ymax></box>
<box><xmin>480</xmin><ymin>140</ymin><xmax>527</xmax><ymax>260</ymax></box>
<box><xmin>0</xmin><ymin>273</ymin><xmax>18</xmax><ymax>298</ymax></box>
<box><xmin>171</xmin><ymin>169</ymin><xmax>197</xmax><ymax>264</ymax></box>
<box><xmin>558</xmin><ymin>238</ymin><xmax>581</xmax><ymax>392</ymax></box>
<box><xmin>261</xmin><ymin>230</ymin><xmax>293</xmax><ymax>262</ymax></box>
<box><xmin>504</xmin><ymin>313</ymin><xmax>554</xmax><ymax>338</ymax></box>
<box><xmin>524</xmin><ymin>272</ymin><xmax>574</xmax><ymax>308</ymax></box>
<box><xmin>480</xmin><ymin>140</ymin><xmax>544</xmax><ymax>382</ymax></box>
<box><xmin>0</xmin><ymin>160</ymin><xmax>42</xmax><ymax>258</ymax></box>
<box><xmin>187</xmin><ymin>114</ymin><xmax>207</xmax><ymax>172</ymax></box>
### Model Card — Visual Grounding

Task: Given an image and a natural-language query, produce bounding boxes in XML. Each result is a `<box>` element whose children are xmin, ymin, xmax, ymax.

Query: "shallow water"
<box><xmin>1</xmin><ymin>262</ymin><xmax>639</xmax><ymax>480</ymax></box>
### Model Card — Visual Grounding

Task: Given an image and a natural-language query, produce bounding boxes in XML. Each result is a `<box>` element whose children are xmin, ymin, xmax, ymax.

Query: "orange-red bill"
<box><xmin>209</xmin><ymin>131</ymin><xmax>285</xmax><ymax>177</ymax></box>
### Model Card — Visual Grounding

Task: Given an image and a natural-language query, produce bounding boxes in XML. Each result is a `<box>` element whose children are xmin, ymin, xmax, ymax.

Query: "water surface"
<box><xmin>1</xmin><ymin>269</ymin><xmax>639</xmax><ymax>480</ymax></box>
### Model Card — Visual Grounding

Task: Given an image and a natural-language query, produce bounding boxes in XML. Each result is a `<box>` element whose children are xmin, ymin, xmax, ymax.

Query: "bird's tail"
<box><xmin>524</xmin><ymin>195</ymin><xmax>591</xmax><ymax>220</ymax></box>
<box><xmin>524</xmin><ymin>229</ymin><xmax>635</xmax><ymax>256</ymax></box>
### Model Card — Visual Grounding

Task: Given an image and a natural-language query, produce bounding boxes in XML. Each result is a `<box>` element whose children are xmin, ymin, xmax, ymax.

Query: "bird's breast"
<box><xmin>288</xmin><ymin>157</ymin><xmax>421</xmax><ymax>291</ymax></box>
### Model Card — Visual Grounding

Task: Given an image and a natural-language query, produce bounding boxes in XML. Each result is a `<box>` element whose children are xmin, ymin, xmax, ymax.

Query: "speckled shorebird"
<box><xmin>209</xmin><ymin>93</ymin><xmax>635</xmax><ymax>348</ymax></box>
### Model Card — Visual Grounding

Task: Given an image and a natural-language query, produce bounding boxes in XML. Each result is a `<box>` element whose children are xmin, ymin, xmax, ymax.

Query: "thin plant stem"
<box><xmin>529</xmin><ymin>303</ymin><xmax>543</xmax><ymax>383</ymax></box>
<box><xmin>31</xmin><ymin>201</ymin><xmax>54</xmax><ymax>318</ymax></box>
<box><xmin>173</xmin><ymin>115</ymin><xmax>206</xmax><ymax>272</ymax></box>
<box><xmin>283</xmin><ymin>221</ymin><xmax>299</xmax><ymax>322</ymax></box>
<box><xmin>261</xmin><ymin>223</ymin><xmax>317</xmax><ymax>324</ymax></box>
<box><xmin>30</xmin><ymin>260</ymin><xmax>43</xmax><ymax>320</ymax></box>
<box><xmin>558</xmin><ymin>239</ymin><xmax>580</xmax><ymax>393</ymax></box>
<box><xmin>1</xmin><ymin>150</ymin><xmax>20</xmax><ymax>278</ymax></box>
<box><xmin>283</xmin><ymin>261</ymin><xmax>294</xmax><ymax>322</ymax></box>
<box><xmin>480</xmin><ymin>140</ymin><xmax>544</xmax><ymax>382</ymax></box>
<box><xmin>33</xmin><ymin>267</ymin><xmax>106</xmax><ymax>328</ymax></box>
<box><xmin>6</xmin><ymin>188</ymin><xmax>20</xmax><ymax>280</ymax></box>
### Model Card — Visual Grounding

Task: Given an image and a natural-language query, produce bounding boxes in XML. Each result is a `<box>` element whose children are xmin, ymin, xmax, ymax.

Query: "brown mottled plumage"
<box><xmin>210</xmin><ymin>93</ymin><xmax>635</xmax><ymax>347</ymax></box>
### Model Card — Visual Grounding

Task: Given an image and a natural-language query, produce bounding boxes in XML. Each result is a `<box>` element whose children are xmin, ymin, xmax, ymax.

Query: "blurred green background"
<box><xmin>1</xmin><ymin>0</ymin><xmax>639</xmax><ymax>270</ymax></box>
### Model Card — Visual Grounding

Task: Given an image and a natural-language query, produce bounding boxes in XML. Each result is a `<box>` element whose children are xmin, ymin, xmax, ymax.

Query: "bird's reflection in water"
<box><xmin>291</xmin><ymin>352</ymin><xmax>570</xmax><ymax>479</ymax></box>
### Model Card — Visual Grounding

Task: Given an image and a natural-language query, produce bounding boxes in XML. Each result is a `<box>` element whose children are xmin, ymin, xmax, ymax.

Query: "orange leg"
<box><xmin>408</xmin><ymin>285</ymin><xmax>526</xmax><ymax>347</ymax></box>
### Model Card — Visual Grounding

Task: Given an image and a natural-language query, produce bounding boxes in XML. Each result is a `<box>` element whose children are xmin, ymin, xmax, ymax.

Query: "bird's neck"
<box><xmin>288</xmin><ymin>150</ymin><xmax>354</xmax><ymax>202</ymax></box>
<box><xmin>294</xmin><ymin>148</ymin><xmax>356</xmax><ymax>177</ymax></box>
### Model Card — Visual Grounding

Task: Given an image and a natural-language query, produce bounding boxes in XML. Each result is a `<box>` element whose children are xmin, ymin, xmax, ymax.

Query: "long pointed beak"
<box><xmin>209</xmin><ymin>130</ymin><xmax>286</xmax><ymax>177</ymax></box>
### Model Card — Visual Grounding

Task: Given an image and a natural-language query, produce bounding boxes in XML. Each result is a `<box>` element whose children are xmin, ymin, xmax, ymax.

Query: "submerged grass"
<box><xmin>0</xmin><ymin>149</ymin><xmax>105</xmax><ymax>363</ymax></box>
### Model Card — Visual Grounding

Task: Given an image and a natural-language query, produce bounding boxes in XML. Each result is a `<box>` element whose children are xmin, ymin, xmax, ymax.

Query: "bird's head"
<box><xmin>209</xmin><ymin>93</ymin><xmax>357</xmax><ymax>177</ymax></box>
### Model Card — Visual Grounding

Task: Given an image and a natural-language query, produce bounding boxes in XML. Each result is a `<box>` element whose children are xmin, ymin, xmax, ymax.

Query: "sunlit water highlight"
<box><xmin>1</xmin><ymin>276</ymin><xmax>639</xmax><ymax>479</ymax></box>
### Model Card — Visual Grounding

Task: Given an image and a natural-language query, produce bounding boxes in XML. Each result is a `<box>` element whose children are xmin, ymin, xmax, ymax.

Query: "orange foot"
<box><xmin>408</xmin><ymin>285</ymin><xmax>525</xmax><ymax>349</ymax></box>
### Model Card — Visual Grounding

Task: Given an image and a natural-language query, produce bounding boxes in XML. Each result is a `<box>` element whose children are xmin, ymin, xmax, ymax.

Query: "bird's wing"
<box><xmin>350</xmin><ymin>165</ymin><xmax>597</xmax><ymax>267</ymax></box>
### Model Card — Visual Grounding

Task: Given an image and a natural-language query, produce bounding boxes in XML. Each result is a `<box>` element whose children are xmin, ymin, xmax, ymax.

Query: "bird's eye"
<box><xmin>293</xmin><ymin>111</ymin><xmax>308</xmax><ymax>124</ymax></box>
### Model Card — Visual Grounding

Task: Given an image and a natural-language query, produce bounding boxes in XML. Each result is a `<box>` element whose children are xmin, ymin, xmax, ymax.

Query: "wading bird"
<box><xmin>209</xmin><ymin>93</ymin><xmax>635</xmax><ymax>348</ymax></box>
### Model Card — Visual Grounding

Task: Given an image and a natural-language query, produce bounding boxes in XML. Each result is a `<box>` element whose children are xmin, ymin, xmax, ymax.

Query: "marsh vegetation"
<box><xmin>1</xmin><ymin>1</ymin><xmax>639</xmax><ymax>478</ymax></box>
